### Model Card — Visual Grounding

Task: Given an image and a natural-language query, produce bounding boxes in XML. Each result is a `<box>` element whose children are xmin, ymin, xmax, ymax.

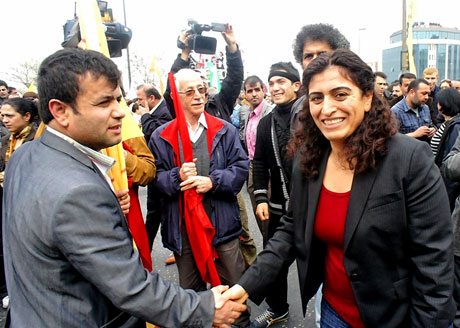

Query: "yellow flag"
<box><xmin>149</xmin><ymin>56</ymin><xmax>165</xmax><ymax>94</ymax></box>
<box><xmin>407</xmin><ymin>0</ymin><xmax>417</xmax><ymax>75</ymax></box>
<box><xmin>27</xmin><ymin>82</ymin><xmax>37</xmax><ymax>93</ymax></box>
<box><xmin>77</xmin><ymin>0</ymin><xmax>143</xmax><ymax>191</ymax></box>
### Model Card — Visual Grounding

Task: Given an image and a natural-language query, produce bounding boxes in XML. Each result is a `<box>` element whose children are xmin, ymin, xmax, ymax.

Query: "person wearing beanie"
<box><xmin>250</xmin><ymin>62</ymin><xmax>301</xmax><ymax>328</ymax></box>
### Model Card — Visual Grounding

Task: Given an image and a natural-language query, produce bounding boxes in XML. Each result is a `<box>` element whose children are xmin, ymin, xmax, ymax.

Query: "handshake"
<box><xmin>211</xmin><ymin>284</ymin><xmax>249</xmax><ymax>327</ymax></box>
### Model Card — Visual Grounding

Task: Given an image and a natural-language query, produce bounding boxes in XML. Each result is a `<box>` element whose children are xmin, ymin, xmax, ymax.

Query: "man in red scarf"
<box><xmin>149</xmin><ymin>68</ymin><xmax>250</xmax><ymax>327</ymax></box>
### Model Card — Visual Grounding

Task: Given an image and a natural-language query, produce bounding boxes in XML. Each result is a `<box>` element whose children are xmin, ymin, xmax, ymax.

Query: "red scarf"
<box><xmin>167</xmin><ymin>72</ymin><xmax>221</xmax><ymax>286</ymax></box>
<box><xmin>123</xmin><ymin>142</ymin><xmax>153</xmax><ymax>272</ymax></box>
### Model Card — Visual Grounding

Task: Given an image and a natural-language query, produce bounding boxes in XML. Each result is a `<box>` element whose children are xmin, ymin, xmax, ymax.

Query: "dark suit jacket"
<box><xmin>140</xmin><ymin>98</ymin><xmax>172</xmax><ymax>142</ymax></box>
<box><xmin>239</xmin><ymin>133</ymin><xmax>455</xmax><ymax>327</ymax></box>
<box><xmin>3</xmin><ymin>130</ymin><xmax>214</xmax><ymax>327</ymax></box>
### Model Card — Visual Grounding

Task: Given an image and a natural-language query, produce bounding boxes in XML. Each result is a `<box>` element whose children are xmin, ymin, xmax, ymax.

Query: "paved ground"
<box><xmin>145</xmin><ymin>185</ymin><xmax>318</xmax><ymax>328</ymax></box>
<box><xmin>0</xmin><ymin>184</ymin><xmax>318</xmax><ymax>328</ymax></box>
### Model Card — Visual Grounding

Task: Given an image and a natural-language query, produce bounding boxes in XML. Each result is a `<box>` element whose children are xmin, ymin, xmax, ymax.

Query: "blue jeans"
<box><xmin>320</xmin><ymin>299</ymin><xmax>352</xmax><ymax>328</ymax></box>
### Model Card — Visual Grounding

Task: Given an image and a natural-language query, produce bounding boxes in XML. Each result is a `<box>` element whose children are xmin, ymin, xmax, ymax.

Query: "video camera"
<box><xmin>179</xmin><ymin>20</ymin><xmax>226</xmax><ymax>55</ymax></box>
<box><xmin>61</xmin><ymin>1</ymin><xmax>132</xmax><ymax>58</ymax></box>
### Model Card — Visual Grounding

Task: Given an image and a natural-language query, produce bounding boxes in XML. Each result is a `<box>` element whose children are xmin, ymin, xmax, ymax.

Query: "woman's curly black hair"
<box><xmin>288</xmin><ymin>49</ymin><xmax>397</xmax><ymax>179</ymax></box>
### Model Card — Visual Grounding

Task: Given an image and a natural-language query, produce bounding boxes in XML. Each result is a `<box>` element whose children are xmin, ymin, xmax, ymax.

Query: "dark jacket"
<box><xmin>148</xmin><ymin>113</ymin><xmax>249</xmax><ymax>254</ymax></box>
<box><xmin>435</xmin><ymin>115</ymin><xmax>460</xmax><ymax>210</ymax></box>
<box><xmin>442</xmin><ymin>133</ymin><xmax>460</xmax><ymax>257</ymax></box>
<box><xmin>240</xmin><ymin>133</ymin><xmax>455</xmax><ymax>327</ymax></box>
<box><xmin>3</xmin><ymin>130</ymin><xmax>215</xmax><ymax>328</ymax></box>
<box><xmin>140</xmin><ymin>98</ymin><xmax>172</xmax><ymax>142</ymax></box>
<box><xmin>435</xmin><ymin>115</ymin><xmax>460</xmax><ymax>167</ymax></box>
<box><xmin>252</xmin><ymin>108</ymin><xmax>292</xmax><ymax>217</ymax></box>
<box><xmin>165</xmin><ymin>47</ymin><xmax>244</xmax><ymax>123</ymax></box>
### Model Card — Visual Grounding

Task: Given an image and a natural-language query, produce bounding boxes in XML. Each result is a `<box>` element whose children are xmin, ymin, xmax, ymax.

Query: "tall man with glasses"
<box><xmin>148</xmin><ymin>68</ymin><xmax>250</xmax><ymax>327</ymax></box>
<box><xmin>164</xmin><ymin>24</ymin><xmax>257</xmax><ymax>270</ymax></box>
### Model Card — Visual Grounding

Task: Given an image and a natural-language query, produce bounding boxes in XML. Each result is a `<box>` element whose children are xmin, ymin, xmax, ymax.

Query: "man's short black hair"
<box><xmin>399</xmin><ymin>72</ymin><xmax>417</xmax><ymax>85</ymax></box>
<box><xmin>243</xmin><ymin>75</ymin><xmax>264</xmax><ymax>91</ymax></box>
<box><xmin>408</xmin><ymin>78</ymin><xmax>429</xmax><ymax>93</ymax></box>
<box><xmin>374</xmin><ymin>72</ymin><xmax>387</xmax><ymax>80</ymax></box>
<box><xmin>293</xmin><ymin>23</ymin><xmax>350</xmax><ymax>65</ymax></box>
<box><xmin>145</xmin><ymin>86</ymin><xmax>161</xmax><ymax>99</ymax></box>
<box><xmin>0</xmin><ymin>80</ymin><xmax>8</xmax><ymax>88</ymax></box>
<box><xmin>37</xmin><ymin>48</ymin><xmax>121</xmax><ymax>124</ymax></box>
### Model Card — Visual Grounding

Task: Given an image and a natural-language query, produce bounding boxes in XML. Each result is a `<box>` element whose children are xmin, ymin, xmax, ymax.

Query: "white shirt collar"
<box><xmin>186</xmin><ymin>113</ymin><xmax>207</xmax><ymax>143</ymax></box>
<box><xmin>46</xmin><ymin>126</ymin><xmax>115</xmax><ymax>189</ymax></box>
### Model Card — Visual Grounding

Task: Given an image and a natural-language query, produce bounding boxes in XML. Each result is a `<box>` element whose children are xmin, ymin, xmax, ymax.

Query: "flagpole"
<box><xmin>122</xmin><ymin>0</ymin><xmax>132</xmax><ymax>88</ymax></box>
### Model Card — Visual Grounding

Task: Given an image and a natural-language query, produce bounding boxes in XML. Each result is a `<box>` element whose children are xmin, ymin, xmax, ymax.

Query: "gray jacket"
<box><xmin>3</xmin><ymin>130</ymin><xmax>214</xmax><ymax>328</ymax></box>
<box><xmin>290</xmin><ymin>95</ymin><xmax>305</xmax><ymax>135</ymax></box>
<box><xmin>441</xmin><ymin>133</ymin><xmax>460</xmax><ymax>257</ymax></box>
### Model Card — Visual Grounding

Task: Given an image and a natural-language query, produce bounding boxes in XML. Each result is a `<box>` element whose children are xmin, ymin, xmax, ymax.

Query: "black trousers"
<box><xmin>0</xmin><ymin>187</ymin><xmax>7</xmax><ymax>298</ymax></box>
<box><xmin>145</xmin><ymin>184</ymin><xmax>162</xmax><ymax>250</ymax></box>
<box><xmin>265</xmin><ymin>213</ymin><xmax>290</xmax><ymax>314</ymax></box>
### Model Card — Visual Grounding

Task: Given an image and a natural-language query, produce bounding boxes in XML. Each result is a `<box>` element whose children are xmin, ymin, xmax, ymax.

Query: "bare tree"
<box><xmin>129</xmin><ymin>52</ymin><xmax>166</xmax><ymax>91</ymax></box>
<box><xmin>5</xmin><ymin>59</ymin><xmax>40</xmax><ymax>91</ymax></box>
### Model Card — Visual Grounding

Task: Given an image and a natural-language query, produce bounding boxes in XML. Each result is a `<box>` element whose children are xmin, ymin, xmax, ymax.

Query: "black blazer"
<box><xmin>240</xmin><ymin>133</ymin><xmax>455</xmax><ymax>327</ymax></box>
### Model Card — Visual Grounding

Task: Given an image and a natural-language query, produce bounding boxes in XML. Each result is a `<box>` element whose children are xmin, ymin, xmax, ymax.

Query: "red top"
<box><xmin>314</xmin><ymin>185</ymin><xmax>365</xmax><ymax>328</ymax></box>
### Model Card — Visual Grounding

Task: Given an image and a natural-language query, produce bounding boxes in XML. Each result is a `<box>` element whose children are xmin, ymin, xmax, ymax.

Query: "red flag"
<box><xmin>168</xmin><ymin>73</ymin><xmax>220</xmax><ymax>286</ymax></box>
<box><xmin>123</xmin><ymin>142</ymin><xmax>153</xmax><ymax>272</ymax></box>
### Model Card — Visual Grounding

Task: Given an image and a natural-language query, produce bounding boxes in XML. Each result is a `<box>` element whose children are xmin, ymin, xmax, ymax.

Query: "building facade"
<box><xmin>383</xmin><ymin>23</ymin><xmax>460</xmax><ymax>82</ymax></box>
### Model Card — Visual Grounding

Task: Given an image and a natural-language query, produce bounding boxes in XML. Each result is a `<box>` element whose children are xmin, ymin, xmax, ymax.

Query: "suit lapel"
<box><xmin>304</xmin><ymin>149</ymin><xmax>330</xmax><ymax>249</ymax></box>
<box><xmin>40</xmin><ymin>130</ymin><xmax>95</xmax><ymax>170</ymax></box>
<box><xmin>343</xmin><ymin>167</ymin><xmax>378</xmax><ymax>252</ymax></box>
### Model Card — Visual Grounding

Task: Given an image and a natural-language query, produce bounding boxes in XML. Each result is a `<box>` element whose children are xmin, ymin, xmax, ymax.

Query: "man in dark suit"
<box><xmin>136</xmin><ymin>85</ymin><xmax>172</xmax><ymax>142</ymax></box>
<box><xmin>136</xmin><ymin>84</ymin><xmax>173</xmax><ymax>252</ymax></box>
<box><xmin>2</xmin><ymin>48</ymin><xmax>245</xmax><ymax>327</ymax></box>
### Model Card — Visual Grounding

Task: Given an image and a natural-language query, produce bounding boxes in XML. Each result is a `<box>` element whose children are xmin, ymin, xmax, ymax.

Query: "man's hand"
<box><xmin>178</xmin><ymin>30</ymin><xmax>192</xmax><ymax>60</ymax></box>
<box><xmin>180</xmin><ymin>176</ymin><xmax>213</xmax><ymax>193</ymax></box>
<box><xmin>407</xmin><ymin>125</ymin><xmax>432</xmax><ymax>138</ymax></box>
<box><xmin>179</xmin><ymin>159</ymin><xmax>197</xmax><ymax>181</ymax></box>
<box><xmin>212</xmin><ymin>285</ymin><xmax>247</xmax><ymax>327</ymax></box>
<box><xmin>222</xmin><ymin>284</ymin><xmax>249</xmax><ymax>304</ymax></box>
<box><xmin>114</xmin><ymin>189</ymin><xmax>130</xmax><ymax>216</ymax></box>
<box><xmin>256</xmin><ymin>203</ymin><xmax>269</xmax><ymax>221</ymax></box>
<box><xmin>221</xmin><ymin>23</ymin><xmax>237</xmax><ymax>53</ymax></box>
<box><xmin>138</xmin><ymin>99</ymin><xmax>150</xmax><ymax>115</ymax></box>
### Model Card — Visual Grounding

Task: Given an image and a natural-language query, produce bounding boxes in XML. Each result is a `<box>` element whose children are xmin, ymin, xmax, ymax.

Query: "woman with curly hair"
<box><xmin>227</xmin><ymin>49</ymin><xmax>455</xmax><ymax>327</ymax></box>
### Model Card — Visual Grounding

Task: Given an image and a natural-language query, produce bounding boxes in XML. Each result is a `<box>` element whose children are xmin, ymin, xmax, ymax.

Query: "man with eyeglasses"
<box><xmin>239</xmin><ymin>76</ymin><xmax>273</xmax><ymax>254</ymax></box>
<box><xmin>164</xmin><ymin>24</ymin><xmax>243</xmax><ymax>123</ymax></box>
<box><xmin>148</xmin><ymin>68</ymin><xmax>250</xmax><ymax>328</ymax></box>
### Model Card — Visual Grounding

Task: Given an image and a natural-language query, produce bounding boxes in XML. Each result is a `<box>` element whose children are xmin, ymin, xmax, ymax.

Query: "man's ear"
<box><xmin>48</xmin><ymin>99</ymin><xmax>72</xmax><ymax>128</ymax></box>
<box><xmin>293</xmin><ymin>81</ymin><xmax>302</xmax><ymax>93</ymax></box>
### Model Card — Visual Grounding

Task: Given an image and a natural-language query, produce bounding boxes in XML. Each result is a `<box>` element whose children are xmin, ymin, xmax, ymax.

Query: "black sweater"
<box><xmin>252</xmin><ymin>101</ymin><xmax>295</xmax><ymax>216</ymax></box>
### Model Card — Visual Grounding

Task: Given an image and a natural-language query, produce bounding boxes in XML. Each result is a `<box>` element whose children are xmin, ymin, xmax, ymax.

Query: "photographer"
<box><xmin>164</xmin><ymin>23</ymin><xmax>244</xmax><ymax>123</ymax></box>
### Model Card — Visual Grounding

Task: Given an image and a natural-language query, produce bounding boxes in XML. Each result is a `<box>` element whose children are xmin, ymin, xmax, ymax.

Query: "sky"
<box><xmin>1</xmin><ymin>0</ymin><xmax>459</xmax><ymax>96</ymax></box>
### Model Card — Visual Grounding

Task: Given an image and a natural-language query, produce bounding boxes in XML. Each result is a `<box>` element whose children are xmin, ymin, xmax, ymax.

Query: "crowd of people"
<box><xmin>1</xmin><ymin>21</ymin><xmax>460</xmax><ymax>328</ymax></box>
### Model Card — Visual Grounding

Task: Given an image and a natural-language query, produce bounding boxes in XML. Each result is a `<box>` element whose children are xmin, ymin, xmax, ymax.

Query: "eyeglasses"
<box><xmin>178</xmin><ymin>86</ymin><xmax>207</xmax><ymax>97</ymax></box>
